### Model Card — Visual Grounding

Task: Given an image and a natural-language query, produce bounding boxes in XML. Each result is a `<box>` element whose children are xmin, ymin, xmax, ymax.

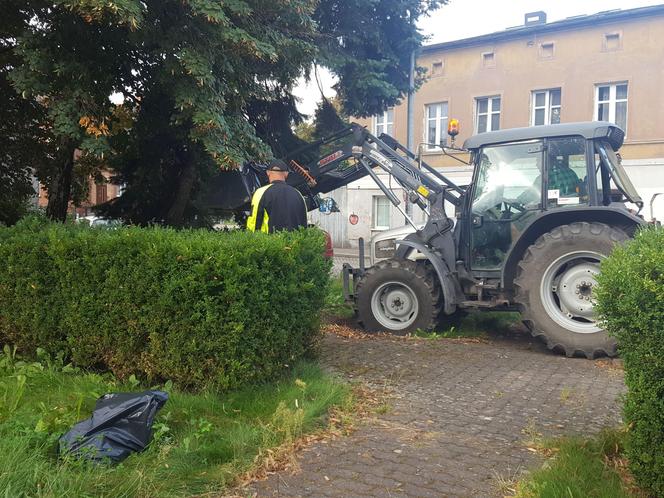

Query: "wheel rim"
<box><xmin>371</xmin><ymin>281</ymin><xmax>419</xmax><ymax>330</ymax></box>
<box><xmin>540</xmin><ymin>251</ymin><xmax>604</xmax><ymax>334</ymax></box>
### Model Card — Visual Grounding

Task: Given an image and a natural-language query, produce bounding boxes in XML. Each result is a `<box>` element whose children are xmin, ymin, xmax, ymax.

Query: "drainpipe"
<box><xmin>405</xmin><ymin>48</ymin><xmax>416</xmax><ymax>224</ymax></box>
<box><xmin>407</xmin><ymin>49</ymin><xmax>416</xmax><ymax>151</ymax></box>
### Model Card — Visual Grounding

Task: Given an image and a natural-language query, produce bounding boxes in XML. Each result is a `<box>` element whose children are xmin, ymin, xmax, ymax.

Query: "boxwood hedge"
<box><xmin>595</xmin><ymin>226</ymin><xmax>664</xmax><ymax>496</ymax></box>
<box><xmin>0</xmin><ymin>217</ymin><xmax>331</xmax><ymax>390</ymax></box>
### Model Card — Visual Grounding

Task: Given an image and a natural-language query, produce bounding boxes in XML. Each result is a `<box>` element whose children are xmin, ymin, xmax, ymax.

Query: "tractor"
<box><xmin>214</xmin><ymin>121</ymin><xmax>644</xmax><ymax>358</ymax></box>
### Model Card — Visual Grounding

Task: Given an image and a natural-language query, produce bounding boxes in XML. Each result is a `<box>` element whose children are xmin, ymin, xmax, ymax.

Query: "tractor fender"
<box><xmin>395</xmin><ymin>239</ymin><xmax>459</xmax><ymax>315</ymax></box>
<box><xmin>501</xmin><ymin>206</ymin><xmax>644</xmax><ymax>290</ymax></box>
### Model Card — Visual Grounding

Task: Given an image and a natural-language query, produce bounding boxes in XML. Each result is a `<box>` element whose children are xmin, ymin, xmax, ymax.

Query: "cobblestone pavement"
<box><xmin>248</xmin><ymin>329</ymin><xmax>625</xmax><ymax>497</ymax></box>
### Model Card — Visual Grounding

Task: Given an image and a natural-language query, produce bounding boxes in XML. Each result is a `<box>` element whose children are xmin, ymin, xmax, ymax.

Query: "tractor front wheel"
<box><xmin>514</xmin><ymin>222</ymin><xmax>629</xmax><ymax>358</ymax></box>
<box><xmin>355</xmin><ymin>259</ymin><xmax>441</xmax><ymax>334</ymax></box>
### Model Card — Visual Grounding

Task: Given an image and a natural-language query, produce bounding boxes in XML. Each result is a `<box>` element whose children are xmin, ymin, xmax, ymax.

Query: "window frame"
<box><xmin>431</xmin><ymin>60</ymin><xmax>444</xmax><ymax>76</ymax></box>
<box><xmin>481</xmin><ymin>51</ymin><xmax>495</xmax><ymax>68</ymax></box>
<box><xmin>538</xmin><ymin>41</ymin><xmax>555</xmax><ymax>59</ymax></box>
<box><xmin>373</xmin><ymin>109</ymin><xmax>394</xmax><ymax>137</ymax></box>
<box><xmin>602</xmin><ymin>31</ymin><xmax>622</xmax><ymax>52</ymax></box>
<box><xmin>95</xmin><ymin>183</ymin><xmax>108</xmax><ymax>205</ymax></box>
<box><xmin>372</xmin><ymin>195</ymin><xmax>391</xmax><ymax>230</ymax></box>
<box><xmin>531</xmin><ymin>88</ymin><xmax>561</xmax><ymax>126</ymax></box>
<box><xmin>424</xmin><ymin>102</ymin><xmax>449</xmax><ymax>151</ymax></box>
<box><xmin>594</xmin><ymin>82</ymin><xmax>628</xmax><ymax>132</ymax></box>
<box><xmin>475</xmin><ymin>96</ymin><xmax>501</xmax><ymax>133</ymax></box>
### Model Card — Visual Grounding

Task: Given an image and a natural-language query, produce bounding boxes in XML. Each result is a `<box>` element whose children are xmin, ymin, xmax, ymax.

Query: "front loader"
<box><xmin>212</xmin><ymin>121</ymin><xmax>644</xmax><ymax>358</ymax></box>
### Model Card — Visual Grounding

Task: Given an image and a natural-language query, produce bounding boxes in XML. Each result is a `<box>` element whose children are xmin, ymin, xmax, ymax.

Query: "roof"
<box><xmin>462</xmin><ymin>121</ymin><xmax>625</xmax><ymax>150</ymax></box>
<box><xmin>421</xmin><ymin>4</ymin><xmax>664</xmax><ymax>54</ymax></box>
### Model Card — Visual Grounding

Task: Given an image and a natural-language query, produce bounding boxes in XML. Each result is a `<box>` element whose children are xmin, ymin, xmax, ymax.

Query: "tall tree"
<box><xmin>8</xmin><ymin>1</ymin><xmax>138</xmax><ymax>221</ymax></box>
<box><xmin>0</xmin><ymin>2</ymin><xmax>49</xmax><ymax>224</ymax></box>
<box><xmin>5</xmin><ymin>0</ymin><xmax>447</xmax><ymax>225</ymax></box>
<box><xmin>94</xmin><ymin>0</ymin><xmax>319</xmax><ymax>225</ymax></box>
<box><xmin>316</xmin><ymin>0</ymin><xmax>444</xmax><ymax>117</ymax></box>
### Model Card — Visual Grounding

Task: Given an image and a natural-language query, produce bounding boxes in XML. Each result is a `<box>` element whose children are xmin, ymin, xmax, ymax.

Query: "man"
<box><xmin>548</xmin><ymin>157</ymin><xmax>581</xmax><ymax>197</ymax></box>
<box><xmin>246</xmin><ymin>159</ymin><xmax>308</xmax><ymax>233</ymax></box>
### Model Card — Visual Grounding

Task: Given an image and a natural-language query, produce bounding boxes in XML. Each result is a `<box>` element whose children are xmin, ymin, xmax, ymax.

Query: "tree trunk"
<box><xmin>45</xmin><ymin>142</ymin><xmax>76</xmax><ymax>222</ymax></box>
<box><xmin>165</xmin><ymin>159</ymin><xmax>197</xmax><ymax>227</ymax></box>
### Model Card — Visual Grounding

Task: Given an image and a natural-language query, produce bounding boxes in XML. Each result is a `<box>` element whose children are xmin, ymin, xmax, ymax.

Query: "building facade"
<box><xmin>315</xmin><ymin>5</ymin><xmax>664</xmax><ymax>247</ymax></box>
<box><xmin>37</xmin><ymin>170</ymin><xmax>122</xmax><ymax>218</ymax></box>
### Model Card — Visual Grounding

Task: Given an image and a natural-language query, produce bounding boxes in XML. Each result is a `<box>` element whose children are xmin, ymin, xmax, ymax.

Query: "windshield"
<box><xmin>596</xmin><ymin>141</ymin><xmax>642</xmax><ymax>206</ymax></box>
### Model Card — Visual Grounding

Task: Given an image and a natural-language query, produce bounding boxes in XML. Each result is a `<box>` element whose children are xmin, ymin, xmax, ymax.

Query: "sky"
<box><xmin>293</xmin><ymin>0</ymin><xmax>663</xmax><ymax>117</ymax></box>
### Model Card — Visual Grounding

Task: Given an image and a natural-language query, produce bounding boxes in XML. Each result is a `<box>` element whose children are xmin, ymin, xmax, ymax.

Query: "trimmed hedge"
<box><xmin>0</xmin><ymin>217</ymin><xmax>331</xmax><ymax>390</ymax></box>
<box><xmin>595</xmin><ymin>226</ymin><xmax>664</xmax><ymax>496</ymax></box>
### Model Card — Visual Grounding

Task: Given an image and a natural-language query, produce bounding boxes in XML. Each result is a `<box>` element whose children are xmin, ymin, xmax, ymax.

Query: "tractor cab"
<box><xmin>460</xmin><ymin>122</ymin><xmax>642</xmax><ymax>272</ymax></box>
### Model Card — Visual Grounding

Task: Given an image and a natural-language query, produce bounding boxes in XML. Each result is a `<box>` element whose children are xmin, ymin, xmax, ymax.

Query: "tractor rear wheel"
<box><xmin>514</xmin><ymin>222</ymin><xmax>629</xmax><ymax>358</ymax></box>
<box><xmin>355</xmin><ymin>259</ymin><xmax>442</xmax><ymax>334</ymax></box>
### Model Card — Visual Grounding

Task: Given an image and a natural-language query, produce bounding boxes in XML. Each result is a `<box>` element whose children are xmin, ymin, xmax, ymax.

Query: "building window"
<box><xmin>373</xmin><ymin>196</ymin><xmax>390</xmax><ymax>229</ymax></box>
<box><xmin>425</xmin><ymin>102</ymin><xmax>449</xmax><ymax>150</ymax></box>
<box><xmin>531</xmin><ymin>89</ymin><xmax>561</xmax><ymax>126</ymax></box>
<box><xmin>95</xmin><ymin>183</ymin><xmax>107</xmax><ymax>205</ymax></box>
<box><xmin>603</xmin><ymin>32</ymin><xmax>622</xmax><ymax>51</ymax></box>
<box><xmin>431</xmin><ymin>60</ymin><xmax>444</xmax><ymax>76</ymax></box>
<box><xmin>476</xmin><ymin>96</ymin><xmax>500</xmax><ymax>133</ymax></box>
<box><xmin>539</xmin><ymin>42</ymin><xmax>555</xmax><ymax>59</ymax></box>
<box><xmin>373</xmin><ymin>109</ymin><xmax>394</xmax><ymax>136</ymax></box>
<box><xmin>595</xmin><ymin>82</ymin><xmax>628</xmax><ymax>132</ymax></box>
<box><xmin>481</xmin><ymin>51</ymin><xmax>495</xmax><ymax>68</ymax></box>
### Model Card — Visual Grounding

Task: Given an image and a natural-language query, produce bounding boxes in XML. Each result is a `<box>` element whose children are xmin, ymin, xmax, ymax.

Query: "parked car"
<box><xmin>76</xmin><ymin>215</ymin><xmax>123</xmax><ymax>228</ymax></box>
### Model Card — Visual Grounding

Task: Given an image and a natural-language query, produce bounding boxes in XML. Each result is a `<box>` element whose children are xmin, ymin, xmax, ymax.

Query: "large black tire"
<box><xmin>514</xmin><ymin>222</ymin><xmax>629</xmax><ymax>358</ymax></box>
<box><xmin>355</xmin><ymin>259</ymin><xmax>442</xmax><ymax>334</ymax></box>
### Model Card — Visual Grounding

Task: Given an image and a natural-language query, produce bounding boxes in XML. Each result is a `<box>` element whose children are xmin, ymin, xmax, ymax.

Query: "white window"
<box><xmin>476</xmin><ymin>96</ymin><xmax>500</xmax><ymax>133</ymax></box>
<box><xmin>373</xmin><ymin>109</ymin><xmax>394</xmax><ymax>136</ymax></box>
<box><xmin>373</xmin><ymin>196</ymin><xmax>390</xmax><ymax>229</ymax></box>
<box><xmin>425</xmin><ymin>102</ymin><xmax>449</xmax><ymax>150</ymax></box>
<box><xmin>595</xmin><ymin>82</ymin><xmax>628</xmax><ymax>132</ymax></box>
<box><xmin>531</xmin><ymin>89</ymin><xmax>561</xmax><ymax>126</ymax></box>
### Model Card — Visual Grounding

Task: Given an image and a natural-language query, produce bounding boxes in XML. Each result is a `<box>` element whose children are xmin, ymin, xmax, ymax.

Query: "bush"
<box><xmin>0</xmin><ymin>218</ymin><xmax>331</xmax><ymax>390</ymax></box>
<box><xmin>595</xmin><ymin>226</ymin><xmax>664</xmax><ymax>496</ymax></box>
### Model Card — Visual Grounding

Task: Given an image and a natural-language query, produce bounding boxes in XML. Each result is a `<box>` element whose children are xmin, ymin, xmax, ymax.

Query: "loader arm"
<box><xmin>207</xmin><ymin>123</ymin><xmax>467</xmax><ymax>227</ymax></box>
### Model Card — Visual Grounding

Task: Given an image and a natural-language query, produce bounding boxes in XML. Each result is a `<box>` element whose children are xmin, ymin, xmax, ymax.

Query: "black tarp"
<box><xmin>59</xmin><ymin>390</ymin><xmax>168</xmax><ymax>464</ymax></box>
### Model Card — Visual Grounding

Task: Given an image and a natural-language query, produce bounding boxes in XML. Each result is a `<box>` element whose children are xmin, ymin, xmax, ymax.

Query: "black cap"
<box><xmin>267</xmin><ymin>159</ymin><xmax>289</xmax><ymax>172</ymax></box>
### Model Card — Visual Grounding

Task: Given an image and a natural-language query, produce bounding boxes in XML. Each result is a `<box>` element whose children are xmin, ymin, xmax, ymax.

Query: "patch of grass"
<box><xmin>323</xmin><ymin>276</ymin><xmax>355</xmax><ymax>319</ymax></box>
<box><xmin>416</xmin><ymin>311</ymin><xmax>522</xmax><ymax>339</ymax></box>
<box><xmin>513</xmin><ymin>429</ymin><xmax>643</xmax><ymax>498</ymax></box>
<box><xmin>0</xmin><ymin>347</ymin><xmax>351</xmax><ymax>497</ymax></box>
<box><xmin>462</xmin><ymin>311</ymin><xmax>522</xmax><ymax>334</ymax></box>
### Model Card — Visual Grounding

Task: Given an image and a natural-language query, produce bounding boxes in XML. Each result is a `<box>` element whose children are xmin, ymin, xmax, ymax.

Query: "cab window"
<box><xmin>546</xmin><ymin>137</ymin><xmax>588</xmax><ymax>207</ymax></box>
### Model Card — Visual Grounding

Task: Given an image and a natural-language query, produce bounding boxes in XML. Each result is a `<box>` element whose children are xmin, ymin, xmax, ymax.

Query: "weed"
<box><xmin>560</xmin><ymin>387</ymin><xmax>573</xmax><ymax>403</ymax></box>
<box><xmin>512</xmin><ymin>429</ymin><xmax>641</xmax><ymax>498</ymax></box>
<box><xmin>324</xmin><ymin>276</ymin><xmax>355</xmax><ymax>319</ymax></box>
<box><xmin>375</xmin><ymin>402</ymin><xmax>392</xmax><ymax>415</ymax></box>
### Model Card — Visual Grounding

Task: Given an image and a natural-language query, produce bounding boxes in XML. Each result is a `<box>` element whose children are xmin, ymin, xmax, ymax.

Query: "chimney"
<box><xmin>524</xmin><ymin>11</ymin><xmax>547</xmax><ymax>26</ymax></box>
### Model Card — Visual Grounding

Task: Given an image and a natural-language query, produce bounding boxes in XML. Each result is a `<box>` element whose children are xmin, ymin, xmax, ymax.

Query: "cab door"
<box><xmin>468</xmin><ymin>141</ymin><xmax>544</xmax><ymax>270</ymax></box>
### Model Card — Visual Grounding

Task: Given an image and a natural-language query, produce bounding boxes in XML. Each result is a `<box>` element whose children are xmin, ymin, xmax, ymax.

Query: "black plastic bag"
<box><xmin>59</xmin><ymin>390</ymin><xmax>168</xmax><ymax>464</ymax></box>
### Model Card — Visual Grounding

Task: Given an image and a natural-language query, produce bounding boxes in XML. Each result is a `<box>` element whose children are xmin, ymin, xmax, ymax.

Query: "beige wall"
<box><xmin>358</xmin><ymin>12</ymin><xmax>664</xmax><ymax>167</ymax></box>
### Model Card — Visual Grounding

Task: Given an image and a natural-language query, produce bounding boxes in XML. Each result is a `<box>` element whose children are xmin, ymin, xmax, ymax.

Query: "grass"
<box><xmin>511</xmin><ymin>428</ymin><xmax>643</xmax><ymax>498</ymax></box>
<box><xmin>323</xmin><ymin>276</ymin><xmax>355</xmax><ymax>319</ymax></box>
<box><xmin>0</xmin><ymin>346</ymin><xmax>351</xmax><ymax>497</ymax></box>
<box><xmin>415</xmin><ymin>311</ymin><xmax>522</xmax><ymax>339</ymax></box>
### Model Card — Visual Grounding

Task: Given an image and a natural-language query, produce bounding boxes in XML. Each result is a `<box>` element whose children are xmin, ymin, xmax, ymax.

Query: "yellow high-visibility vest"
<box><xmin>246</xmin><ymin>184</ymin><xmax>272</xmax><ymax>233</ymax></box>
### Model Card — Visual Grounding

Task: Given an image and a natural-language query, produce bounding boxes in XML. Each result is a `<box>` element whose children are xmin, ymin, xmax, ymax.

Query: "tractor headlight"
<box><xmin>374</xmin><ymin>238</ymin><xmax>397</xmax><ymax>260</ymax></box>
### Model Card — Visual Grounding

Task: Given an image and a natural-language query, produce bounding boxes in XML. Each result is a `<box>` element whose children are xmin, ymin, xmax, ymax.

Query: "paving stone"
<box><xmin>247</xmin><ymin>330</ymin><xmax>625</xmax><ymax>497</ymax></box>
